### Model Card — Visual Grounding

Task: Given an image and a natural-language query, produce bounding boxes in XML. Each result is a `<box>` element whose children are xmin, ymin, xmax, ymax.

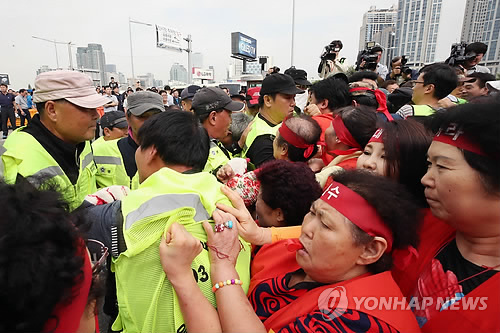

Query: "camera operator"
<box><xmin>386</xmin><ymin>56</ymin><xmax>413</xmax><ymax>85</ymax></box>
<box><xmin>356</xmin><ymin>44</ymin><xmax>388</xmax><ymax>83</ymax></box>
<box><xmin>318</xmin><ymin>40</ymin><xmax>349</xmax><ymax>78</ymax></box>
<box><xmin>463</xmin><ymin>42</ymin><xmax>491</xmax><ymax>75</ymax></box>
<box><xmin>267</xmin><ymin>66</ymin><xmax>280</xmax><ymax>76</ymax></box>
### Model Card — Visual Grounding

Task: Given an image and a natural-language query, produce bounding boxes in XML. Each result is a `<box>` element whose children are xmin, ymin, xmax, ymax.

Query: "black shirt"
<box><xmin>0</xmin><ymin>92</ymin><xmax>15</xmax><ymax>110</ymax></box>
<box><xmin>22</xmin><ymin>114</ymin><xmax>85</xmax><ymax>184</ymax></box>
<box><xmin>117</xmin><ymin>135</ymin><xmax>138</xmax><ymax>178</ymax></box>
<box><xmin>435</xmin><ymin>239</ymin><xmax>498</xmax><ymax>296</ymax></box>
<box><xmin>245</xmin><ymin>113</ymin><xmax>277</xmax><ymax>168</ymax></box>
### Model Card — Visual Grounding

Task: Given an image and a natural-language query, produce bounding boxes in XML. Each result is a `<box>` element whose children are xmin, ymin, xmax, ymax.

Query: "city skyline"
<box><xmin>1</xmin><ymin>0</ymin><xmax>469</xmax><ymax>89</ymax></box>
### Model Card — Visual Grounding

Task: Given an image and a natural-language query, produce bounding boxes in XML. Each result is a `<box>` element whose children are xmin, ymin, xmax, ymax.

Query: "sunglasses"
<box><xmin>87</xmin><ymin>239</ymin><xmax>109</xmax><ymax>274</ymax></box>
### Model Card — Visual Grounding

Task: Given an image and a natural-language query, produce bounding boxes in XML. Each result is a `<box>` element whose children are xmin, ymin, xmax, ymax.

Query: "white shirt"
<box><xmin>104</xmin><ymin>94</ymin><xmax>118</xmax><ymax>112</ymax></box>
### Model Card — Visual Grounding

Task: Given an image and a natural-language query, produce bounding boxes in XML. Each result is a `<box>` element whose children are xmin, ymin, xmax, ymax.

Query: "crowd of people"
<box><xmin>0</xmin><ymin>38</ymin><xmax>499</xmax><ymax>333</ymax></box>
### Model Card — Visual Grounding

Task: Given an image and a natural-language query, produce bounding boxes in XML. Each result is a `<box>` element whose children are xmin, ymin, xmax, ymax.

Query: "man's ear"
<box><xmin>425</xmin><ymin>83</ymin><xmax>435</xmax><ymax>95</ymax></box>
<box><xmin>275</xmin><ymin>208</ymin><xmax>286</xmax><ymax>226</ymax></box>
<box><xmin>280</xmin><ymin>142</ymin><xmax>289</xmax><ymax>158</ymax></box>
<box><xmin>43</xmin><ymin>101</ymin><xmax>58</xmax><ymax>122</ymax></box>
<box><xmin>264</xmin><ymin>95</ymin><xmax>274</xmax><ymax>108</ymax></box>
<box><xmin>103</xmin><ymin>127</ymin><xmax>111</xmax><ymax>137</ymax></box>
<box><xmin>355</xmin><ymin>236</ymin><xmax>387</xmax><ymax>266</ymax></box>
<box><xmin>317</xmin><ymin>99</ymin><xmax>329</xmax><ymax>111</ymax></box>
<box><xmin>208</xmin><ymin>111</ymin><xmax>218</xmax><ymax>126</ymax></box>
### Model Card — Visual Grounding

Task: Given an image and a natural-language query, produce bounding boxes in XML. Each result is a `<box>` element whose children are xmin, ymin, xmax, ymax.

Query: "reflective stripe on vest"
<box><xmin>125</xmin><ymin>193</ymin><xmax>210</xmax><ymax>229</ymax></box>
<box><xmin>26</xmin><ymin>166</ymin><xmax>65</xmax><ymax>185</ymax></box>
<box><xmin>81</xmin><ymin>152</ymin><xmax>94</xmax><ymax>169</ymax></box>
<box><xmin>94</xmin><ymin>156</ymin><xmax>122</xmax><ymax>165</ymax></box>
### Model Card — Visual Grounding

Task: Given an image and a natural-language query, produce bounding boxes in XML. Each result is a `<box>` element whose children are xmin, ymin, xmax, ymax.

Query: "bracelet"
<box><xmin>212</xmin><ymin>278</ymin><xmax>243</xmax><ymax>292</ymax></box>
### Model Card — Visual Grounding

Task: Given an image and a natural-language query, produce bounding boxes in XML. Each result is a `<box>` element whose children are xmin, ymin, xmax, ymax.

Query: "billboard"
<box><xmin>156</xmin><ymin>25</ymin><xmax>183</xmax><ymax>50</ymax></box>
<box><xmin>0</xmin><ymin>74</ymin><xmax>10</xmax><ymax>85</ymax></box>
<box><xmin>192</xmin><ymin>68</ymin><xmax>214</xmax><ymax>80</ymax></box>
<box><xmin>231</xmin><ymin>32</ymin><xmax>257</xmax><ymax>60</ymax></box>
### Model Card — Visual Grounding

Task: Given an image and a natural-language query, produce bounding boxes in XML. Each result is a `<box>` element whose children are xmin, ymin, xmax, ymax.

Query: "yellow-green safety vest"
<box><xmin>112</xmin><ymin>166</ymin><xmax>251</xmax><ymax>333</ymax></box>
<box><xmin>203</xmin><ymin>140</ymin><xmax>230</xmax><ymax>173</ymax></box>
<box><xmin>92</xmin><ymin>138</ymin><xmax>139</xmax><ymax>190</ymax></box>
<box><xmin>0</xmin><ymin>129</ymin><xmax>97</xmax><ymax>211</ymax></box>
<box><xmin>412</xmin><ymin>105</ymin><xmax>436</xmax><ymax>117</ymax></box>
<box><xmin>242</xmin><ymin>113</ymin><xmax>279</xmax><ymax>158</ymax></box>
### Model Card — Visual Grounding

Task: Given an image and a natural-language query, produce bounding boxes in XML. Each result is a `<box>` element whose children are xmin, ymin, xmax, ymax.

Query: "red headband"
<box><xmin>44</xmin><ymin>240</ymin><xmax>93</xmax><ymax>333</ymax></box>
<box><xmin>433</xmin><ymin>124</ymin><xmax>486</xmax><ymax>157</ymax></box>
<box><xmin>368</xmin><ymin>128</ymin><xmax>384</xmax><ymax>144</ymax></box>
<box><xmin>331</xmin><ymin>115</ymin><xmax>362</xmax><ymax>155</ymax></box>
<box><xmin>321</xmin><ymin>181</ymin><xmax>393</xmax><ymax>252</ymax></box>
<box><xmin>279</xmin><ymin>121</ymin><xmax>316</xmax><ymax>159</ymax></box>
<box><xmin>349</xmin><ymin>87</ymin><xmax>394</xmax><ymax>122</ymax></box>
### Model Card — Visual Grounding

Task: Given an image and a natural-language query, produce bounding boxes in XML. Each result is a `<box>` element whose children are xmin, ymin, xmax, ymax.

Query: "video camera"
<box><xmin>317</xmin><ymin>40</ymin><xmax>346</xmax><ymax>75</ymax></box>
<box><xmin>356</xmin><ymin>42</ymin><xmax>379</xmax><ymax>71</ymax></box>
<box><xmin>445</xmin><ymin>42</ymin><xmax>476</xmax><ymax>67</ymax></box>
<box><xmin>400</xmin><ymin>56</ymin><xmax>412</xmax><ymax>75</ymax></box>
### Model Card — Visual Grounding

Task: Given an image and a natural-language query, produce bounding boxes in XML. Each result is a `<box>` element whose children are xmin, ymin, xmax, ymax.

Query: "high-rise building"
<box><xmin>394</xmin><ymin>0</ymin><xmax>464</xmax><ymax>68</ymax></box>
<box><xmin>192</xmin><ymin>52</ymin><xmax>203</xmax><ymax>69</ymax></box>
<box><xmin>461</xmin><ymin>0</ymin><xmax>500</xmax><ymax>75</ymax></box>
<box><xmin>373</xmin><ymin>26</ymin><xmax>397</xmax><ymax>67</ymax></box>
<box><xmin>76</xmin><ymin>43</ymin><xmax>107</xmax><ymax>85</ymax></box>
<box><xmin>170</xmin><ymin>63</ymin><xmax>188</xmax><ymax>83</ymax></box>
<box><xmin>359</xmin><ymin>5</ymin><xmax>397</xmax><ymax>52</ymax></box>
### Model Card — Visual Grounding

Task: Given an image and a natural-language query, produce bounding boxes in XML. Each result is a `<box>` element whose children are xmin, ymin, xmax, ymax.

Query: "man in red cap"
<box><xmin>0</xmin><ymin>70</ymin><xmax>108</xmax><ymax>210</ymax></box>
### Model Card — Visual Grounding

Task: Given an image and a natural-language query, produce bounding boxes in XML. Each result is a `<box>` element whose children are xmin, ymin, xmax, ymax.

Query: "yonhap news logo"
<box><xmin>317</xmin><ymin>287</ymin><xmax>489</xmax><ymax>321</ymax></box>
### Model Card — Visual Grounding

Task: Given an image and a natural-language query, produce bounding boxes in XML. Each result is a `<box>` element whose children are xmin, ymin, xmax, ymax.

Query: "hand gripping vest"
<box><xmin>112</xmin><ymin>167</ymin><xmax>251</xmax><ymax>333</ymax></box>
<box><xmin>0</xmin><ymin>129</ymin><xmax>97</xmax><ymax>211</ymax></box>
<box><xmin>203</xmin><ymin>140</ymin><xmax>230</xmax><ymax>173</ymax></box>
<box><xmin>92</xmin><ymin>138</ymin><xmax>139</xmax><ymax>190</ymax></box>
<box><xmin>242</xmin><ymin>114</ymin><xmax>279</xmax><ymax>158</ymax></box>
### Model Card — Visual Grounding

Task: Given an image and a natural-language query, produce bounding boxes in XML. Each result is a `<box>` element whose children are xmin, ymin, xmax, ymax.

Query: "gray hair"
<box><xmin>230</xmin><ymin>113</ymin><xmax>252</xmax><ymax>142</ymax></box>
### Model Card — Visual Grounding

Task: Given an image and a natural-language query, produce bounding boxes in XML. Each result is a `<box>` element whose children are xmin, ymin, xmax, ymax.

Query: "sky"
<box><xmin>1</xmin><ymin>0</ymin><xmax>465</xmax><ymax>89</ymax></box>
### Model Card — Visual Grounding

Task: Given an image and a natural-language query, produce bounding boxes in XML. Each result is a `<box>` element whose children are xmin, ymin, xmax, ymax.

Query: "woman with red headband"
<box><xmin>159</xmin><ymin>170</ymin><xmax>422</xmax><ymax>332</ymax></box>
<box><xmin>392</xmin><ymin>102</ymin><xmax>500</xmax><ymax>332</ymax></box>
<box><xmin>356</xmin><ymin>119</ymin><xmax>432</xmax><ymax>207</ymax></box>
<box><xmin>316</xmin><ymin>106</ymin><xmax>377</xmax><ymax>188</ymax></box>
<box><xmin>0</xmin><ymin>180</ymin><xmax>105</xmax><ymax>333</ymax></box>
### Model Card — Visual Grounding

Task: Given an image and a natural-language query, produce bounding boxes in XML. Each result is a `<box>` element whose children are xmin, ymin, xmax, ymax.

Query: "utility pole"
<box><xmin>32</xmin><ymin>36</ymin><xmax>75</xmax><ymax>70</ymax></box>
<box><xmin>184</xmin><ymin>34</ymin><xmax>193</xmax><ymax>83</ymax></box>
<box><xmin>129</xmin><ymin>18</ymin><xmax>153</xmax><ymax>82</ymax></box>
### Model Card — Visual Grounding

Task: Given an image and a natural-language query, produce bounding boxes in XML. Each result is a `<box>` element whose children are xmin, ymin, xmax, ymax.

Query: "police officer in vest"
<box><xmin>191</xmin><ymin>87</ymin><xmax>244</xmax><ymax>174</ymax></box>
<box><xmin>93</xmin><ymin>91</ymin><xmax>164</xmax><ymax>190</ymax></box>
<box><xmin>241</xmin><ymin>73</ymin><xmax>304</xmax><ymax>167</ymax></box>
<box><xmin>395</xmin><ymin>63</ymin><xmax>458</xmax><ymax>119</ymax></box>
<box><xmin>85</xmin><ymin>110</ymin><xmax>251</xmax><ymax>333</ymax></box>
<box><xmin>0</xmin><ymin>70</ymin><xmax>108</xmax><ymax>211</ymax></box>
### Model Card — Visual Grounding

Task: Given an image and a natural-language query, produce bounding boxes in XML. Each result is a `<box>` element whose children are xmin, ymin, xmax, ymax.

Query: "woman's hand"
<box><xmin>216</xmin><ymin>164</ymin><xmax>235</xmax><ymax>184</ymax></box>
<box><xmin>203</xmin><ymin>210</ymin><xmax>241</xmax><ymax>267</ymax></box>
<box><xmin>216</xmin><ymin>185</ymin><xmax>270</xmax><ymax>245</ymax></box>
<box><xmin>159</xmin><ymin>222</ymin><xmax>202</xmax><ymax>284</ymax></box>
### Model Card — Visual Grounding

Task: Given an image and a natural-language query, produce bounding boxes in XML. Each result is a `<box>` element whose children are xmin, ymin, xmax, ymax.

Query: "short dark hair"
<box><xmin>371</xmin><ymin>46</ymin><xmax>383</xmax><ymax>53</ymax></box>
<box><xmin>333</xmin><ymin>170</ymin><xmax>421</xmax><ymax>273</ymax></box>
<box><xmin>425</xmin><ymin>101</ymin><xmax>500</xmax><ymax>195</ymax></box>
<box><xmin>18</xmin><ymin>88</ymin><xmax>26</xmax><ymax>94</ymax></box>
<box><xmin>258</xmin><ymin>92</ymin><xmax>277</xmax><ymax>108</ymax></box>
<box><xmin>276</xmin><ymin>115</ymin><xmax>321</xmax><ymax>162</ymax></box>
<box><xmin>338</xmin><ymin>105</ymin><xmax>378</xmax><ymax>148</ymax></box>
<box><xmin>466</xmin><ymin>72</ymin><xmax>496</xmax><ymax>89</ymax></box>
<box><xmin>465</xmin><ymin>42</ymin><xmax>488</xmax><ymax>55</ymax></box>
<box><xmin>0</xmin><ymin>180</ymin><xmax>103</xmax><ymax>332</ymax></box>
<box><xmin>378</xmin><ymin>119</ymin><xmax>432</xmax><ymax>207</ymax></box>
<box><xmin>309</xmin><ymin>76</ymin><xmax>352</xmax><ymax>112</ymax></box>
<box><xmin>348</xmin><ymin>71</ymin><xmax>379</xmax><ymax>84</ymax></box>
<box><xmin>380</xmin><ymin>80</ymin><xmax>398</xmax><ymax>89</ymax></box>
<box><xmin>110</xmin><ymin>76</ymin><xmax>114</xmax><ymax>80</ymax></box>
<box><xmin>137</xmin><ymin>111</ymin><xmax>210</xmax><ymax>171</ymax></box>
<box><xmin>103</xmin><ymin>85</ymin><xmax>110</xmax><ymax>89</ymax></box>
<box><xmin>419</xmin><ymin>63</ymin><xmax>458</xmax><ymax>100</ymax></box>
<box><xmin>0</xmin><ymin>83</ymin><xmax>7</xmax><ymax>87</ymax></box>
<box><xmin>164</xmin><ymin>85</ymin><xmax>171</xmax><ymax>90</ymax></box>
<box><xmin>391</xmin><ymin>56</ymin><xmax>402</xmax><ymax>64</ymax></box>
<box><xmin>257</xmin><ymin>160</ymin><xmax>322</xmax><ymax>226</ymax></box>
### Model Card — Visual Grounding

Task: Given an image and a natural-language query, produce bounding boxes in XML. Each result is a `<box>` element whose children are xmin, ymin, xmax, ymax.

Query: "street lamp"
<box><xmin>129</xmin><ymin>17</ymin><xmax>153</xmax><ymax>81</ymax></box>
<box><xmin>32</xmin><ymin>36</ymin><xmax>75</xmax><ymax>70</ymax></box>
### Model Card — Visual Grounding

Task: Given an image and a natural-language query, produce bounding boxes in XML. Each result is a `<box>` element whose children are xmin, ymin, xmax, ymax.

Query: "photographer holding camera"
<box><xmin>318</xmin><ymin>40</ymin><xmax>348</xmax><ymax>78</ymax></box>
<box><xmin>446</xmin><ymin>42</ymin><xmax>491</xmax><ymax>75</ymax></box>
<box><xmin>356</xmin><ymin>44</ymin><xmax>388</xmax><ymax>82</ymax></box>
<box><xmin>386</xmin><ymin>56</ymin><xmax>414</xmax><ymax>85</ymax></box>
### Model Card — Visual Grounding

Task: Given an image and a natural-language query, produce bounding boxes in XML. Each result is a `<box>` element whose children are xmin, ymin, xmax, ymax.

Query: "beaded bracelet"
<box><xmin>212</xmin><ymin>278</ymin><xmax>243</xmax><ymax>292</ymax></box>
